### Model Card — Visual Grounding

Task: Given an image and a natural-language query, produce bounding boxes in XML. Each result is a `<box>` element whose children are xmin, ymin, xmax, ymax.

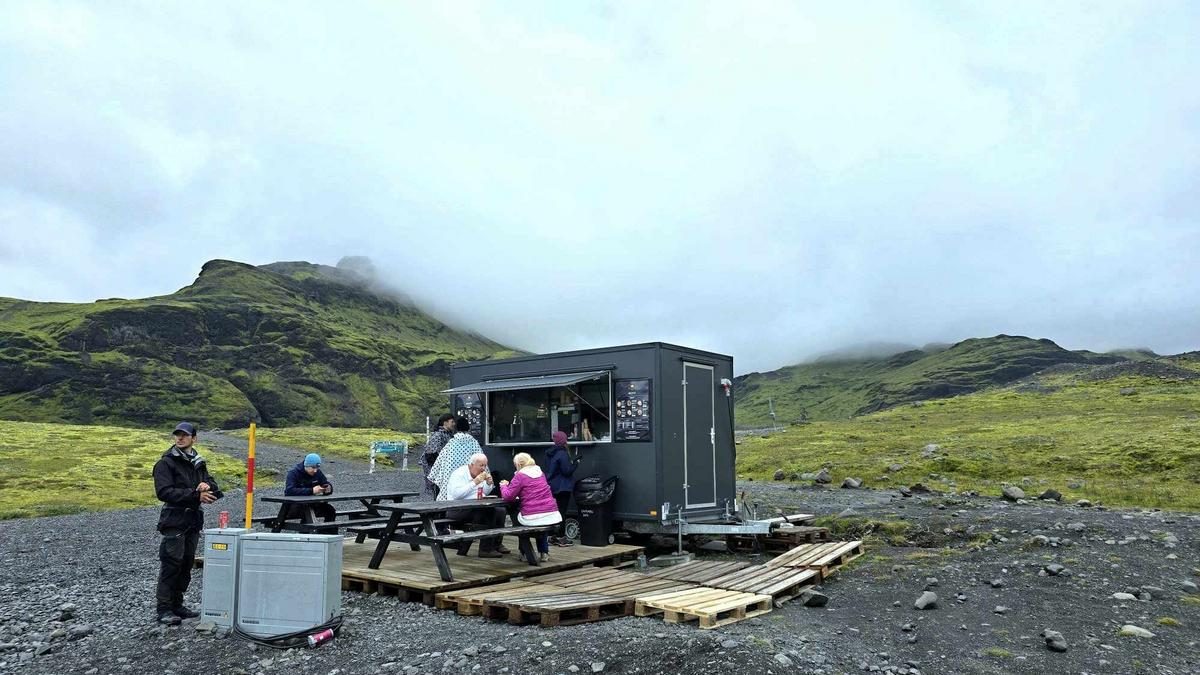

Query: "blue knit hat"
<box><xmin>304</xmin><ymin>453</ymin><xmax>322</xmax><ymax>467</ymax></box>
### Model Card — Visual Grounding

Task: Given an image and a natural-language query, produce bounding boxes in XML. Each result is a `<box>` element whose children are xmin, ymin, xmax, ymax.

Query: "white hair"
<box><xmin>469</xmin><ymin>452</ymin><xmax>489</xmax><ymax>466</ymax></box>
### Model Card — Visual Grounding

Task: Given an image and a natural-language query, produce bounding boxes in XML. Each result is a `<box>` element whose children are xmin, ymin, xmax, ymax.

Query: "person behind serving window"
<box><xmin>499</xmin><ymin>452</ymin><xmax>561</xmax><ymax>562</ymax></box>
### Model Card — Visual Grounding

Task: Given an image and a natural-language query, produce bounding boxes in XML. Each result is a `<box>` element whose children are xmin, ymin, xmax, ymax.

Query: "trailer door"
<box><xmin>682</xmin><ymin>362</ymin><xmax>716</xmax><ymax>508</ymax></box>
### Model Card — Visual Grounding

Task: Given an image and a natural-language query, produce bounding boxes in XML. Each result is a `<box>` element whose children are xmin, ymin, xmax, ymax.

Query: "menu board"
<box><xmin>614</xmin><ymin>379</ymin><xmax>652</xmax><ymax>442</ymax></box>
<box><xmin>454</xmin><ymin>393</ymin><xmax>484</xmax><ymax>440</ymax></box>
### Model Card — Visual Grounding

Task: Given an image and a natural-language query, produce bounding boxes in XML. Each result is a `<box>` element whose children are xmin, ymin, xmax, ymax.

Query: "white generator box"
<box><xmin>200</xmin><ymin>528</ymin><xmax>250</xmax><ymax>628</ymax></box>
<box><xmin>236</xmin><ymin>533</ymin><xmax>342</xmax><ymax>638</ymax></box>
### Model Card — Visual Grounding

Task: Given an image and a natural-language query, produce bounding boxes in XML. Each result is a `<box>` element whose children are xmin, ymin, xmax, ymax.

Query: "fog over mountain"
<box><xmin>1</xmin><ymin>2</ymin><xmax>1197</xmax><ymax>373</ymax></box>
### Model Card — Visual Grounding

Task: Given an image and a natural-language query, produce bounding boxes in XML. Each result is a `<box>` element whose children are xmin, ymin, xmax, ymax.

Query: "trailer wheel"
<box><xmin>563</xmin><ymin>518</ymin><xmax>580</xmax><ymax>540</ymax></box>
<box><xmin>608</xmin><ymin>533</ymin><xmax>616</xmax><ymax>545</ymax></box>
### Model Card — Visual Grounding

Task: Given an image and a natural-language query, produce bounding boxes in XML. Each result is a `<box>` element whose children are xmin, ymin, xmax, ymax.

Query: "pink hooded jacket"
<box><xmin>499</xmin><ymin>466</ymin><xmax>560</xmax><ymax>517</ymax></box>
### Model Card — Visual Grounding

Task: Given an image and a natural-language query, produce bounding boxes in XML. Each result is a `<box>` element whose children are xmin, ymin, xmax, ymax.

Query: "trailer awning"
<box><xmin>442</xmin><ymin>370</ymin><xmax>609</xmax><ymax>395</ymax></box>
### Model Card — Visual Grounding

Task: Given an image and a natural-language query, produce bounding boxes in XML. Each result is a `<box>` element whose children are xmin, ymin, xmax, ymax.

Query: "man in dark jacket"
<box><xmin>152</xmin><ymin>422</ymin><xmax>223</xmax><ymax>625</ymax></box>
<box><xmin>544</xmin><ymin>430</ymin><xmax>579</xmax><ymax>546</ymax></box>
<box><xmin>419</xmin><ymin>414</ymin><xmax>455</xmax><ymax>498</ymax></box>
<box><xmin>284</xmin><ymin>453</ymin><xmax>336</xmax><ymax>522</ymax></box>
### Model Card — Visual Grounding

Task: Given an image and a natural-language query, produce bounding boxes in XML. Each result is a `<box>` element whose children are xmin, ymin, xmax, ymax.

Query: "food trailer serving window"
<box><xmin>444</xmin><ymin>371</ymin><xmax>612</xmax><ymax>446</ymax></box>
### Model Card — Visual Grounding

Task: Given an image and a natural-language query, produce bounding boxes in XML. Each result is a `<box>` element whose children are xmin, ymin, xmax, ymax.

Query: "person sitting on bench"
<box><xmin>285</xmin><ymin>453</ymin><xmax>336</xmax><ymax>523</ymax></box>
<box><xmin>438</xmin><ymin>451</ymin><xmax>509</xmax><ymax>558</ymax></box>
<box><xmin>499</xmin><ymin>452</ymin><xmax>562</xmax><ymax>562</ymax></box>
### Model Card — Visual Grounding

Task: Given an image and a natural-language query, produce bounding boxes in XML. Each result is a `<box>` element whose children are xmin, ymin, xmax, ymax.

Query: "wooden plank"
<box><xmin>765</xmin><ymin>540</ymin><xmax>864</xmax><ymax>572</ymax></box>
<box><xmin>485</xmin><ymin>592</ymin><xmax>631</xmax><ymax>627</ymax></box>
<box><xmin>635</xmin><ymin>588</ymin><xmax>773</xmax><ymax>629</ymax></box>
<box><xmin>645</xmin><ymin>561</ymin><xmax>752</xmax><ymax>583</ymax></box>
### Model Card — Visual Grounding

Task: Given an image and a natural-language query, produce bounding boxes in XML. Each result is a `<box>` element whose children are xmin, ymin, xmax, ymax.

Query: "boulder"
<box><xmin>841</xmin><ymin>477</ymin><xmax>862</xmax><ymax>489</ymax></box>
<box><xmin>814</xmin><ymin>468</ymin><xmax>832</xmax><ymax>484</ymax></box>
<box><xmin>1038</xmin><ymin>489</ymin><xmax>1062</xmax><ymax>501</ymax></box>
<box><xmin>1002</xmin><ymin>486</ymin><xmax>1025</xmax><ymax>502</ymax></box>
<box><xmin>913</xmin><ymin>591</ymin><xmax>938</xmax><ymax>610</ymax></box>
<box><xmin>1041</xmin><ymin>629</ymin><xmax>1068</xmax><ymax>652</ymax></box>
<box><xmin>1119</xmin><ymin>625</ymin><xmax>1155</xmax><ymax>638</ymax></box>
<box><xmin>773</xmin><ymin>469</ymin><xmax>785</xmax><ymax>481</ymax></box>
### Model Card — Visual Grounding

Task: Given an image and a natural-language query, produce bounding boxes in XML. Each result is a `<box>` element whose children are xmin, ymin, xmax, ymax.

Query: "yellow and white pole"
<box><xmin>244</xmin><ymin>422</ymin><xmax>256</xmax><ymax>528</ymax></box>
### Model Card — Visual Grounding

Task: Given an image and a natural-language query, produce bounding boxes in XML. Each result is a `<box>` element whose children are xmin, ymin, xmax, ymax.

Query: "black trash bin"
<box><xmin>574</xmin><ymin>475</ymin><xmax>618</xmax><ymax>547</ymax></box>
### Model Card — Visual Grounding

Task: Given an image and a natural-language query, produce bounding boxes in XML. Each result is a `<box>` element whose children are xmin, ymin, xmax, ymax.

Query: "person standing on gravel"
<box><xmin>419</xmin><ymin>414</ymin><xmax>456</xmax><ymax>498</ymax></box>
<box><xmin>152</xmin><ymin>422</ymin><xmax>223</xmax><ymax>626</ymax></box>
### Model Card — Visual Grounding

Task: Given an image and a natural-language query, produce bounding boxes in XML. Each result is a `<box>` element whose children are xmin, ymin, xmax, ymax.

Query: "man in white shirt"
<box><xmin>439</xmin><ymin>453</ymin><xmax>509</xmax><ymax>558</ymax></box>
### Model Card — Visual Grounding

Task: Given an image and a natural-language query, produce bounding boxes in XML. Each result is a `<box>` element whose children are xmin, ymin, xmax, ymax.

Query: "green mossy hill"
<box><xmin>0</xmin><ymin>420</ymin><xmax>270</xmax><ymax>520</ymax></box>
<box><xmin>737</xmin><ymin>366</ymin><xmax>1200</xmax><ymax>510</ymax></box>
<box><xmin>0</xmin><ymin>259</ymin><xmax>519</xmax><ymax>429</ymax></box>
<box><xmin>734</xmin><ymin>335</ymin><xmax>1128</xmax><ymax>426</ymax></box>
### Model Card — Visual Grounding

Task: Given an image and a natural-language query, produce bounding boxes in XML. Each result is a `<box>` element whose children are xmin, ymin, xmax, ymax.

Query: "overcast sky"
<box><xmin>1</xmin><ymin>2</ymin><xmax>1198</xmax><ymax>373</ymax></box>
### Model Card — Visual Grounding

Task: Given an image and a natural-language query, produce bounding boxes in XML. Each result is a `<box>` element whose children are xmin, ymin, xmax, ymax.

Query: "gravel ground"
<box><xmin>2</xmin><ymin>441</ymin><xmax>1198</xmax><ymax>675</ymax></box>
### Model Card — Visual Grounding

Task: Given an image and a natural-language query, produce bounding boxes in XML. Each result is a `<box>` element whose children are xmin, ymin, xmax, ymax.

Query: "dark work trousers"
<box><xmin>312</xmin><ymin>502</ymin><xmax>337</xmax><ymax>522</ymax></box>
<box><xmin>156</xmin><ymin>527</ymin><xmax>200</xmax><ymax>614</ymax></box>
<box><xmin>554</xmin><ymin>492</ymin><xmax>572</xmax><ymax>538</ymax></box>
<box><xmin>446</xmin><ymin>506</ymin><xmax>506</xmax><ymax>553</ymax></box>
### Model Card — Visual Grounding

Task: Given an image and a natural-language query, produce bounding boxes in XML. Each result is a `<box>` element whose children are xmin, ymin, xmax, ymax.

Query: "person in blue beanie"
<box><xmin>285</xmin><ymin>453</ymin><xmax>336</xmax><ymax>522</ymax></box>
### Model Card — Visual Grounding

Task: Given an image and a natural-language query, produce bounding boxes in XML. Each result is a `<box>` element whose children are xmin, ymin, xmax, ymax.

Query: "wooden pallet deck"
<box><xmin>338</xmin><ymin>535</ymin><xmax>643</xmax><ymax>603</ymax></box>
<box><xmin>635</xmin><ymin>588</ymin><xmax>773</xmax><ymax>629</ymax></box>
<box><xmin>434</xmin><ymin>580</ymin><xmax>564</xmax><ymax>615</ymax></box>
<box><xmin>702</xmin><ymin>565</ymin><xmax>819</xmax><ymax>603</ymax></box>
<box><xmin>483</xmin><ymin>592</ymin><xmax>632</xmax><ymax>627</ymax></box>
<box><xmin>533</xmin><ymin>567</ymin><xmax>700</xmax><ymax>601</ymax></box>
<box><xmin>726</xmin><ymin>525</ymin><xmax>831</xmax><ymax>552</ymax></box>
<box><xmin>764</xmin><ymin>540</ymin><xmax>865</xmax><ymax>578</ymax></box>
<box><xmin>644</xmin><ymin>560</ymin><xmax>752</xmax><ymax>584</ymax></box>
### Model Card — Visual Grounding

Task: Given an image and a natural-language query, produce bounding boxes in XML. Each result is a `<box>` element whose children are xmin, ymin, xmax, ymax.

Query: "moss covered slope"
<box><xmin>0</xmin><ymin>260</ymin><xmax>518</xmax><ymax>429</ymax></box>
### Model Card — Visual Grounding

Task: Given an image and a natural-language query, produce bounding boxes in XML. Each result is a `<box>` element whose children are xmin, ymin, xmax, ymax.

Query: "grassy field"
<box><xmin>738</xmin><ymin>371</ymin><xmax>1200</xmax><ymax>510</ymax></box>
<box><xmin>227</xmin><ymin>426</ymin><xmax>422</xmax><ymax>466</ymax></box>
<box><xmin>0</xmin><ymin>420</ymin><xmax>273</xmax><ymax>520</ymax></box>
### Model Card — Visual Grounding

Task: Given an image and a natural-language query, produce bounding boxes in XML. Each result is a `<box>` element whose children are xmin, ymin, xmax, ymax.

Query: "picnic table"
<box><xmin>367</xmin><ymin>499</ymin><xmax>557</xmax><ymax>582</ymax></box>
<box><xmin>259</xmin><ymin>490</ymin><xmax>417</xmax><ymax>533</ymax></box>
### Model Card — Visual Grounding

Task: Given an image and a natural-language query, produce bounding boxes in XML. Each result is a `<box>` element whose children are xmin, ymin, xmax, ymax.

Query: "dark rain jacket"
<box><xmin>153</xmin><ymin>446</ymin><xmax>223</xmax><ymax>532</ymax></box>
<box><xmin>285</xmin><ymin>462</ymin><xmax>334</xmax><ymax>496</ymax></box>
<box><xmin>544</xmin><ymin>444</ymin><xmax>578</xmax><ymax>494</ymax></box>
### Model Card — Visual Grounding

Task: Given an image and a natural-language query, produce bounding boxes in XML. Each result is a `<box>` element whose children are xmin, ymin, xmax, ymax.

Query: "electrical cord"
<box><xmin>232</xmin><ymin>615</ymin><xmax>343</xmax><ymax>650</ymax></box>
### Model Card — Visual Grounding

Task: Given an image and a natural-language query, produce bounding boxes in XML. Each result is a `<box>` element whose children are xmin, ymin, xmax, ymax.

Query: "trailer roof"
<box><xmin>442</xmin><ymin>369</ymin><xmax>609</xmax><ymax>394</ymax></box>
<box><xmin>452</xmin><ymin>341</ymin><xmax>732</xmax><ymax>371</ymax></box>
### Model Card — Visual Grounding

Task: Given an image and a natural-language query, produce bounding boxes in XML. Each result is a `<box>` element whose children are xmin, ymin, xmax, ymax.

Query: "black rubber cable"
<box><xmin>232</xmin><ymin>615</ymin><xmax>344</xmax><ymax>650</ymax></box>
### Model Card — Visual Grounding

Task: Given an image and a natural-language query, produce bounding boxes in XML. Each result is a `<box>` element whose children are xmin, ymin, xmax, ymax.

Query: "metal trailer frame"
<box><xmin>446</xmin><ymin>342</ymin><xmax>783</xmax><ymax>538</ymax></box>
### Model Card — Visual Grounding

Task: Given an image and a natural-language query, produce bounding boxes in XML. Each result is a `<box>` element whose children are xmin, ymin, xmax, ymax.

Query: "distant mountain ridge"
<box><xmin>732</xmin><ymin>335</ymin><xmax>1161</xmax><ymax>426</ymax></box>
<box><xmin>0</xmin><ymin>259</ymin><xmax>519</xmax><ymax>429</ymax></box>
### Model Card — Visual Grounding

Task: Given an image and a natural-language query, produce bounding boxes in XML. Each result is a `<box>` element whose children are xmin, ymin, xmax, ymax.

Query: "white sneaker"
<box><xmin>539</xmin><ymin>552</ymin><xmax>550</xmax><ymax>562</ymax></box>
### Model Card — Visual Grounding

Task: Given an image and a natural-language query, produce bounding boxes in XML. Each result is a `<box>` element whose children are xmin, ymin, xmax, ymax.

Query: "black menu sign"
<box><xmin>614</xmin><ymin>379</ymin><xmax>652</xmax><ymax>442</ymax></box>
<box><xmin>454</xmin><ymin>393</ymin><xmax>484</xmax><ymax>441</ymax></box>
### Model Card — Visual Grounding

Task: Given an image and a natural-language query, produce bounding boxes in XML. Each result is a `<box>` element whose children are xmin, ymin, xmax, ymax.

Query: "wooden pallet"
<box><xmin>764</xmin><ymin>540</ymin><xmax>865</xmax><ymax>577</ymax></box>
<box><xmin>644</xmin><ymin>560</ymin><xmax>752</xmax><ymax>584</ymax></box>
<box><xmin>533</xmin><ymin>567</ymin><xmax>699</xmax><ymax>600</ymax></box>
<box><xmin>433</xmin><ymin>580</ymin><xmax>564</xmax><ymax>616</ymax></box>
<box><xmin>726</xmin><ymin>526</ymin><xmax>831</xmax><ymax>552</ymax></box>
<box><xmin>702</xmin><ymin>565</ymin><xmax>819</xmax><ymax>603</ymax></box>
<box><xmin>483</xmin><ymin>592</ymin><xmax>632</xmax><ymax>627</ymax></box>
<box><xmin>635</xmin><ymin>588</ymin><xmax>773</xmax><ymax>629</ymax></box>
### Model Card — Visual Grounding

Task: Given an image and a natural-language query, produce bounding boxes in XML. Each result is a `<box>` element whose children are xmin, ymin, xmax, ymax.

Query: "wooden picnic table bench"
<box><xmin>368</xmin><ymin>499</ymin><xmax>557</xmax><ymax>581</ymax></box>
<box><xmin>258</xmin><ymin>490</ymin><xmax>417</xmax><ymax>533</ymax></box>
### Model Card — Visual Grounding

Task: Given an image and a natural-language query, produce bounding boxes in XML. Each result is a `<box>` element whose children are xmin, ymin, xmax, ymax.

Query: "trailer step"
<box><xmin>634</xmin><ymin>588</ymin><xmax>773</xmax><ymax>629</ymax></box>
<box><xmin>764</xmin><ymin>540</ymin><xmax>866</xmax><ymax>578</ymax></box>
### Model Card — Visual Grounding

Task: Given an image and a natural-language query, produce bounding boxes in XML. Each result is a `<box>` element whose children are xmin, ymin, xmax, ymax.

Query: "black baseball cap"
<box><xmin>173</xmin><ymin>422</ymin><xmax>197</xmax><ymax>436</ymax></box>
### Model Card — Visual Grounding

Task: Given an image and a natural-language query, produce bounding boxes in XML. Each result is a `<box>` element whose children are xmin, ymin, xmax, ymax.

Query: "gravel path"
<box><xmin>1</xmin><ymin>442</ymin><xmax>1198</xmax><ymax>674</ymax></box>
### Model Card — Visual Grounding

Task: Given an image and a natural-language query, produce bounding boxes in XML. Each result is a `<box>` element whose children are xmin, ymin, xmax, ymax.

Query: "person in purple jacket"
<box><xmin>544</xmin><ymin>431</ymin><xmax>579</xmax><ymax>546</ymax></box>
<box><xmin>499</xmin><ymin>452</ymin><xmax>562</xmax><ymax>562</ymax></box>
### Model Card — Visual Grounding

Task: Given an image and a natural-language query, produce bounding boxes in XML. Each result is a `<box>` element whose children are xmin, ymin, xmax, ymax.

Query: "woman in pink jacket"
<box><xmin>499</xmin><ymin>452</ymin><xmax>563</xmax><ymax>562</ymax></box>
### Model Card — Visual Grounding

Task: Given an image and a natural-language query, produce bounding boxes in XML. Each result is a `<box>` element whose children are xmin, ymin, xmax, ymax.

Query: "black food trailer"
<box><xmin>445</xmin><ymin>342</ymin><xmax>786</xmax><ymax>541</ymax></box>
